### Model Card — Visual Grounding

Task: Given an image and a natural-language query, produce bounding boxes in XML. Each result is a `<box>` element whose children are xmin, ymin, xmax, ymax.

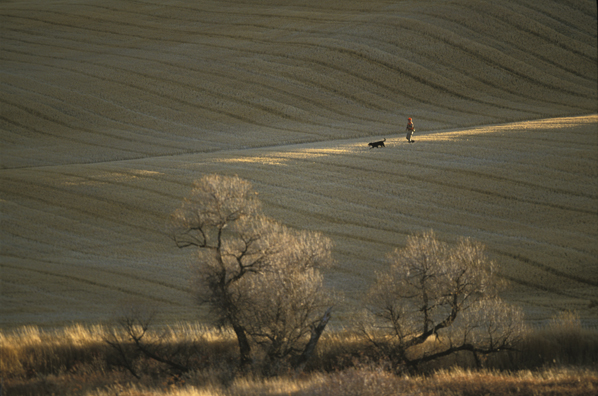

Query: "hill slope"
<box><xmin>1</xmin><ymin>0</ymin><xmax>597</xmax><ymax>328</ymax></box>
<box><xmin>1</xmin><ymin>0</ymin><xmax>596</xmax><ymax>168</ymax></box>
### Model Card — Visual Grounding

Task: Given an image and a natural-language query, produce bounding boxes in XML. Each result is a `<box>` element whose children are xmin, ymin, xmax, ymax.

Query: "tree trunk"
<box><xmin>232</xmin><ymin>323</ymin><xmax>252</xmax><ymax>367</ymax></box>
<box><xmin>294</xmin><ymin>307</ymin><xmax>332</xmax><ymax>372</ymax></box>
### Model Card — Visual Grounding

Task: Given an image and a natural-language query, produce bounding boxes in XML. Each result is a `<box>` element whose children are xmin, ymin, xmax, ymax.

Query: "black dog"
<box><xmin>368</xmin><ymin>138</ymin><xmax>386</xmax><ymax>148</ymax></box>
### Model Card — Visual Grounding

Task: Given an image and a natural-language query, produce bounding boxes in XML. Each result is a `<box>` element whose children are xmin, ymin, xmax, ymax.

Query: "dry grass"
<box><xmin>518</xmin><ymin>312</ymin><xmax>598</xmax><ymax>369</ymax></box>
<box><xmin>306</xmin><ymin>367</ymin><xmax>598</xmax><ymax>396</ymax></box>
<box><xmin>1</xmin><ymin>316</ymin><xmax>597</xmax><ymax>395</ymax></box>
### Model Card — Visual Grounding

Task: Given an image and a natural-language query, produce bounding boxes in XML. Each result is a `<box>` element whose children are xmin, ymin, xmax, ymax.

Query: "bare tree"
<box><xmin>104</xmin><ymin>301</ymin><xmax>194</xmax><ymax>378</ymax></box>
<box><xmin>360</xmin><ymin>230</ymin><xmax>525</xmax><ymax>369</ymax></box>
<box><xmin>170</xmin><ymin>174</ymin><xmax>335</xmax><ymax>369</ymax></box>
<box><xmin>241</xmin><ymin>231</ymin><xmax>335</xmax><ymax>369</ymax></box>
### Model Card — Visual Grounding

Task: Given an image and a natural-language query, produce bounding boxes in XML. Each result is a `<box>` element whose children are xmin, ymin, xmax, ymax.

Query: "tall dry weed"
<box><xmin>303</xmin><ymin>366</ymin><xmax>405</xmax><ymax>396</ymax></box>
<box><xmin>0</xmin><ymin>323</ymin><xmax>239</xmax><ymax>395</ymax></box>
<box><xmin>519</xmin><ymin>311</ymin><xmax>598</xmax><ymax>368</ymax></box>
<box><xmin>0</xmin><ymin>324</ymin><xmax>106</xmax><ymax>378</ymax></box>
<box><xmin>428</xmin><ymin>367</ymin><xmax>598</xmax><ymax>396</ymax></box>
<box><xmin>2</xmin><ymin>319</ymin><xmax>597</xmax><ymax>396</ymax></box>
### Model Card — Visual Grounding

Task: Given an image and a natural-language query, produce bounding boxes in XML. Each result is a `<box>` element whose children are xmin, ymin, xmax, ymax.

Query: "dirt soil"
<box><xmin>1</xmin><ymin>0</ymin><xmax>597</xmax><ymax>328</ymax></box>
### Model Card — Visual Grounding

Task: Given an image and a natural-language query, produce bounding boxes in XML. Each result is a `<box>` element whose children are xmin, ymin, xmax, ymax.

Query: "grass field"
<box><xmin>1</xmin><ymin>0</ymin><xmax>597</xmax><ymax>331</ymax></box>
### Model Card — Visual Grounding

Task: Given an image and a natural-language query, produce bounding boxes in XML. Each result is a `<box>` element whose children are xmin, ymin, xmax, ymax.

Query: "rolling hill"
<box><xmin>1</xmin><ymin>0</ymin><xmax>596</xmax><ymax>328</ymax></box>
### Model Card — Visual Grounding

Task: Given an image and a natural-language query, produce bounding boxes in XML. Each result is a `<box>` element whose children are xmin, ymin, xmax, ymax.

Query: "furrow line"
<box><xmin>4</xmin><ymin>7</ymin><xmax>206</xmax><ymax>34</ymax></box>
<box><xmin>4</xmin><ymin>11</ymin><xmax>552</xmax><ymax>120</ymax></box>
<box><xmin>0</xmin><ymin>80</ymin><xmax>191</xmax><ymax>151</ymax></box>
<box><xmin>493</xmin><ymin>250</ymin><xmax>598</xmax><ymax>287</ymax></box>
<box><xmin>42</xmin><ymin>1</ymin><xmax>350</xmax><ymax>27</ymax></box>
<box><xmin>263</xmin><ymin>39</ymin><xmax>533</xmax><ymax>117</ymax></box>
<box><xmin>249</xmin><ymin>57</ymin><xmax>394</xmax><ymax>112</ymax></box>
<box><xmin>0</xmin><ymin>113</ymin><xmax>145</xmax><ymax>156</ymax></box>
<box><xmin>230</xmin><ymin>168</ymin><xmax>550</xmax><ymax>240</ymax></box>
<box><xmin>297</xmin><ymin>55</ymin><xmax>505</xmax><ymax>119</ymax></box>
<box><xmin>258</xmin><ymin>196</ymin><xmax>429</xmax><ymax>242</ymax></box>
<box><xmin>18</xmin><ymin>1</ymin><xmax>595</xmax><ymax>88</ymax></box>
<box><xmin>255</xmin><ymin>181</ymin><xmax>585</xmax><ymax>252</ymax></box>
<box><xmin>312</xmin><ymin>40</ymin><xmax>567</xmax><ymax>114</ymax></box>
<box><xmin>2</xmin><ymin>228</ymin><xmax>140</xmax><ymax>261</ymax></box>
<box><xmin>1</xmin><ymin>202</ymin><xmax>158</xmax><ymax>248</ymax></box>
<box><xmin>1</xmin><ymin>50</ymin><xmax>327</xmax><ymax>138</ymax></box>
<box><xmin>2</xmin><ymin>41</ymin><xmax>485</xmax><ymax>131</ymax></box>
<box><xmin>2</xmin><ymin>254</ymin><xmax>192</xmax><ymax>293</ymax></box>
<box><xmin>268</xmin><ymin>153</ymin><xmax>597</xmax><ymax>216</ymax></box>
<box><xmin>0</xmin><ymin>28</ymin><xmax>397</xmax><ymax>123</ymax></box>
<box><xmin>0</xmin><ymin>29</ymin><xmax>392</xmax><ymax>116</ymax></box>
<box><xmin>0</xmin><ymin>14</ymin><xmax>188</xmax><ymax>45</ymax></box>
<box><xmin>333</xmin><ymin>31</ymin><xmax>585</xmax><ymax>111</ymax></box>
<box><xmin>0</xmin><ymin>77</ymin><xmax>214</xmax><ymax>146</ymax></box>
<box><xmin>0</xmin><ymin>178</ymin><xmax>165</xmax><ymax>236</ymax></box>
<box><xmin>4</xmin><ymin>16</ymin><xmax>553</xmax><ymax>121</ymax></box>
<box><xmin>334</xmin><ymin>151</ymin><xmax>597</xmax><ymax>200</ymax></box>
<box><xmin>259</xmin><ymin>194</ymin><xmax>594</xmax><ymax>283</ymax></box>
<box><xmin>0</xmin><ymin>215</ymin><xmax>160</xmax><ymax>261</ymax></box>
<box><xmin>515</xmin><ymin>0</ymin><xmax>598</xmax><ymax>38</ymax></box>
<box><xmin>4</xmin><ymin>12</ymin><xmax>570</xmax><ymax>118</ymax></box>
<box><xmin>470</xmin><ymin>0</ymin><xmax>597</xmax><ymax>61</ymax></box>
<box><xmin>72</xmin><ymin>59</ymin><xmax>366</xmax><ymax>133</ymax></box>
<box><xmin>36</xmin><ymin>169</ymin><xmax>184</xmax><ymax>201</ymax></box>
<box><xmin>500</xmin><ymin>275</ymin><xmax>588</xmax><ymax>301</ymax></box>
<box><xmin>559</xmin><ymin>0</ymin><xmax>598</xmax><ymax>16</ymax></box>
<box><xmin>389</xmin><ymin>18</ymin><xmax>595</xmax><ymax>101</ymax></box>
<box><xmin>415</xmin><ymin>10</ymin><xmax>596</xmax><ymax>84</ymax></box>
<box><xmin>127</xmin><ymin>0</ymin><xmax>363</xmax><ymax>23</ymax></box>
<box><xmin>0</xmin><ymin>262</ymin><xmax>184</xmax><ymax>305</ymax></box>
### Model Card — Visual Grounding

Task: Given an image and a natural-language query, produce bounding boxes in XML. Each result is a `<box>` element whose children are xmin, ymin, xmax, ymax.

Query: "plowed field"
<box><xmin>1</xmin><ymin>0</ymin><xmax>596</xmax><ymax>328</ymax></box>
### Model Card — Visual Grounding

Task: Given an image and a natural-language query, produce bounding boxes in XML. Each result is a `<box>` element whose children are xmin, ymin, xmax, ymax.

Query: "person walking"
<box><xmin>406</xmin><ymin>117</ymin><xmax>415</xmax><ymax>143</ymax></box>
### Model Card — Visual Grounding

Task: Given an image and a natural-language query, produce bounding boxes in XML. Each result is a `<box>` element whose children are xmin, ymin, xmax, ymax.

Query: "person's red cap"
<box><xmin>408</xmin><ymin>118</ymin><xmax>412</xmax><ymax>120</ymax></box>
